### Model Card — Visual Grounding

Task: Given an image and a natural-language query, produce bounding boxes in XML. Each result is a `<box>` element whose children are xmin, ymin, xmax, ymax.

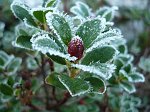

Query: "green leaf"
<box><xmin>76</xmin><ymin>18</ymin><xmax>106</xmax><ymax>49</ymax></box>
<box><xmin>82</xmin><ymin>46</ymin><xmax>116</xmax><ymax>65</ymax></box>
<box><xmin>31</xmin><ymin>33</ymin><xmax>77</xmax><ymax>61</ymax></box>
<box><xmin>85</xmin><ymin>77</ymin><xmax>106</xmax><ymax>94</ymax></box>
<box><xmin>138</xmin><ymin>57</ymin><xmax>150</xmax><ymax>72</ymax></box>
<box><xmin>7</xmin><ymin>58</ymin><xmax>22</xmax><ymax>74</ymax></box>
<box><xmin>120</xmin><ymin>81</ymin><xmax>136</xmax><ymax>93</ymax></box>
<box><xmin>31</xmin><ymin>33</ymin><xmax>60</xmax><ymax>50</ymax></box>
<box><xmin>72</xmin><ymin>63</ymin><xmax>115</xmax><ymax>80</ymax></box>
<box><xmin>87</xmin><ymin>104</ymin><xmax>100</xmax><ymax>112</ymax></box>
<box><xmin>96</xmin><ymin>6</ymin><xmax>118</xmax><ymax>21</ymax></box>
<box><xmin>45</xmin><ymin>73</ymin><xmax>65</xmax><ymax>89</ymax></box>
<box><xmin>0</xmin><ymin>51</ymin><xmax>14</xmax><ymax>70</ymax></box>
<box><xmin>46</xmin><ymin>13</ymin><xmax>72</xmax><ymax>45</ymax></box>
<box><xmin>26</xmin><ymin>57</ymin><xmax>38</xmax><ymax>70</ymax></box>
<box><xmin>131</xmin><ymin>97</ymin><xmax>141</xmax><ymax>107</ymax></box>
<box><xmin>0</xmin><ymin>21</ymin><xmax>5</xmax><ymax>38</ymax></box>
<box><xmin>47</xmin><ymin>54</ymin><xmax>66</xmax><ymax>65</ymax></box>
<box><xmin>114</xmin><ymin>59</ymin><xmax>124</xmax><ymax>73</ymax></box>
<box><xmin>129</xmin><ymin>73</ymin><xmax>145</xmax><ymax>83</ymax></box>
<box><xmin>15</xmin><ymin>24</ymin><xmax>38</xmax><ymax>36</ymax></box>
<box><xmin>32</xmin><ymin>8</ymin><xmax>52</xmax><ymax>23</ymax></box>
<box><xmin>58</xmin><ymin>75</ymin><xmax>90</xmax><ymax>96</ymax></box>
<box><xmin>0</xmin><ymin>56</ymin><xmax>5</xmax><ymax>68</ymax></box>
<box><xmin>7</xmin><ymin>76</ymin><xmax>14</xmax><ymax>87</ymax></box>
<box><xmin>118</xmin><ymin>45</ymin><xmax>127</xmax><ymax>54</ymax></box>
<box><xmin>70</xmin><ymin>2</ymin><xmax>91</xmax><ymax>18</ymax></box>
<box><xmin>45</xmin><ymin>0</ymin><xmax>56</xmax><ymax>7</ymax></box>
<box><xmin>0</xmin><ymin>83</ymin><xmax>13</xmax><ymax>96</ymax></box>
<box><xmin>15</xmin><ymin>35</ymin><xmax>32</xmax><ymax>50</ymax></box>
<box><xmin>87</xmin><ymin>29</ymin><xmax>122</xmax><ymax>52</ymax></box>
<box><xmin>14</xmin><ymin>89</ymin><xmax>21</xmax><ymax>96</ymax></box>
<box><xmin>11</xmin><ymin>2</ymin><xmax>37</xmax><ymax>26</ymax></box>
<box><xmin>77</xmin><ymin>105</ymin><xmax>87</xmax><ymax>112</ymax></box>
<box><xmin>123</xmin><ymin>64</ymin><xmax>132</xmax><ymax>74</ymax></box>
<box><xmin>118</xmin><ymin>54</ymin><xmax>134</xmax><ymax>64</ymax></box>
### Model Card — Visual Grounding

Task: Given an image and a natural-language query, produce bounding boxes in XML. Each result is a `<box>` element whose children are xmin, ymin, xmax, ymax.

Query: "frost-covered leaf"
<box><xmin>31</xmin><ymin>33</ymin><xmax>77</xmax><ymax>61</ymax></box>
<box><xmin>131</xmin><ymin>96</ymin><xmax>141</xmax><ymax>107</ymax></box>
<box><xmin>72</xmin><ymin>63</ymin><xmax>115</xmax><ymax>80</ymax></box>
<box><xmin>2</xmin><ymin>32</ymin><xmax>15</xmax><ymax>50</ymax></box>
<box><xmin>120</xmin><ymin>81</ymin><xmax>136</xmax><ymax>93</ymax></box>
<box><xmin>96</xmin><ymin>6</ymin><xmax>118</xmax><ymax>21</ymax></box>
<box><xmin>0</xmin><ymin>51</ymin><xmax>14</xmax><ymax>70</ymax></box>
<box><xmin>45</xmin><ymin>0</ymin><xmax>56</xmax><ymax>7</ymax></box>
<box><xmin>77</xmin><ymin>105</ymin><xmax>87</xmax><ymax>112</ymax></box>
<box><xmin>47</xmin><ymin>54</ymin><xmax>66</xmax><ymax>65</ymax></box>
<box><xmin>87</xmin><ymin>29</ymin><xmax>122</xmax><ymax>52</ymax></box>
<box><xmin>58</xmin><ymin>75</ymin><xmax>90</xmax><ymax>96</ymax></box>
<box><xmin>129</xmin><ymin>73</ymin><xmax>145</xmax><ymax>83</ymax></box>
<box><xmin>0</xmin><ymin>83</ymin><xmax>13</xmax><ymax>96</ymax></box>
<box><xmin>139</xmin><ymin>57</ymin><xmax>150</xmax><ymax>72</ymax></box>
<box><xmin>46</xmin><ymin>13</ymin><xmax>72</xmax><ymax>45</ymax></box>
<box><xmin>114</xmin><ymin>59</ymin><xmax>124</xmax><ymax>73</ymax></box>
<box><xmin>11</xmin><ymin>1</ymin><xmax>37</xmax><ymax>26</ymax></box>
<box><xmin>15</xmin><ymin>23</ymin><xmax>38</xmax><ymax>36</ymax></box>
<box><xmin>76</xmin><ymin>18</ymin><xmax>106</xmax><ymax>49</ymax></box>
<box><xmin>0</xmin><ymin>22</ymin><xmax>5</xmax><ymax>38</ymax></box>
<box><xmin>118</xmin><ymin>44</ymin><xmax>127</xmax><ymax>54</ymax></box>
<box><xmin>7</xmin><ymin>58</ymin><xmax>22</xmax><ymax>75</ymax></box>
<box><xmin>82</xmin><ymin>46</ymin><xmax>116</xmax><ymax>65</ymax></box>
<box><xmin>7</xmin><ymin>76</ymin><xmax>15</xmax><ymax>87</ymax></box>
<box><xmin>32</xmin><ymin>8</ymin><xmax>52</xmax><ymax>23</ymax></box>
<box><xmin>31</xmin><ymin>33</ymin><xmax>60</xmax><ymax>50</ymax></box>
<box><xmin>85</xmin><ymin>77</ymin><xmax>106</xmax><ymax>94</ymax></box>
<box><xmin>122</xmin><ymin>63</ymin><xmax>132</xmax><ymax>74</ymax></box>
<box><xmin>118</xmin><ymin>54</ymin><xmax>134</xmax><ymax>64</ymax></box>
<box><xmin>14</xmin><ymin>35</ymin><xmax>32</xmax><ymax>50</ymax></box>
<box><xmin>70</xmin><ymin>1</ymin><xmax>92</xmax><ymax>18</ymax></box>
<box><xmin>26</xmin><ymin>57</ymin><xmax>38</xmax><ymax>70</ymax></box>
<box><xmin>45</xmin><ymin>72</ymin><xmax>65</xmax><ymax>89</ymax></box>
<box><xmin>119</xmin><ymin>70</ymin><xmax>129</xmax><ymax>80</ymax></box>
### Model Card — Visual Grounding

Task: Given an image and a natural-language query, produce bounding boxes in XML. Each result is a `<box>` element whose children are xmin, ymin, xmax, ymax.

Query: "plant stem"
<box><xmin>41</xmin><ymin>54</ymin><xmax>50</xmax><ymax>109</ymax></box>
<box><xmin>47</xmin><ymin>92</ymin><xmax>71</xmax><ymax>110</ymax></box>
<box><xmin>52</xmin><ymin>87</ymin><xmax>59</xmax><ymax>102</ymax></box>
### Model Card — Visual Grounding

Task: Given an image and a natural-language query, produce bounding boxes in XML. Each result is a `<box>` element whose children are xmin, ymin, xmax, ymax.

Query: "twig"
<box><xmin>46</xmin><ymin>59</ymin><xmax>54</xmax><ymax>72</ymax></box>
<box><xmin>52</xmin><ymin>87</ymin><xmax>59</xmax><ymax>102</ymax></box>
<box><xmin>41</xmin><ymin>54</ymin><xmax>50</xmax><ymax>109</ymax></box>
<box><xmin>47</xmin><ymin>92</ymin><xmax>71</xmax><ymax>110</ymax></box>
<box><xmin>27</xmin><ymin>103</ymin><xmax>42</xmax><ymax>111</ymax></box>
<box><xmin>63</xmin><ymin>0</ymin><xmax>69</xmax><ymax>13</ymax></box>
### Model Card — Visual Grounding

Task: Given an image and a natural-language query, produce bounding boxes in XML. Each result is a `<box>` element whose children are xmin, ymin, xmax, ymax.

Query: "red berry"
<box><xmin>68</xmin><ymin>36</ymin><xmax>84</xmax><ymax>60</ymax></box>
<box><xmin>24</xmin><ymin>80</ymin><xmax>32</xmax><ymax>90</ymax></box>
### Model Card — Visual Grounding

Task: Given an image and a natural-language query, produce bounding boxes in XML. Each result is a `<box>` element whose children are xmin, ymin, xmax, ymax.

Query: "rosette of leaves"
<box><xmin>108</xmin><ymin>90</ymin><xmax>142</xmax><ymax>112</ymax></box>
<box><xmin>108</xmin><ymin>43</ymin><xmax>145</xmax><ymax>93</ymax></box>
<box><xmin>11</xmin><ymin>0</ymin><xmax>124</xmax><ymax>96</ymax></box>
<box><xmin>0</xmin><ymin>50</ymin><xmax>22</xmax><ymax>96</ymax></box>
<box><xmin>0</xmin><ymin>50</ymin><xmax>23</xmax><ymax>112</ymax></box>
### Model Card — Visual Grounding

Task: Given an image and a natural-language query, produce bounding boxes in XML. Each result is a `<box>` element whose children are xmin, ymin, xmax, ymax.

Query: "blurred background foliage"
<box><xmin>0</xmin><ymin>0</ymin><xmax>150</xmax><ymax>112</ymax></box>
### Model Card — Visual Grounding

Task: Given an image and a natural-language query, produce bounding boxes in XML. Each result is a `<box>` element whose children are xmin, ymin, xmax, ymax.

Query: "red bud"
<box><xmin>68</xmin><ymin>36</ymin><xmax>84</xmax><ymax>60</ymax></box>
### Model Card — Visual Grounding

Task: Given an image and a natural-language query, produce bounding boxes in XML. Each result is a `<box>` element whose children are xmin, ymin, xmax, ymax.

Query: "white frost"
<box><xmin>31</xmin><ymin>32</ymin><xmax>77</xmax><ymax>61</ymax></box>
<box><xmin>58</xmin><ymin>76</ymin><xmax>91</xmax><ymax>97</ymax></box>
<box><xmin>72</xmin><ymin>63</ymin><xmax>116</xmax><ymax>80</ymax></box>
